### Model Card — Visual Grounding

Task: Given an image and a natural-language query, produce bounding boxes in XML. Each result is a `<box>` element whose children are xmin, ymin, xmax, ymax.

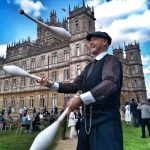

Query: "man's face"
<box><xmin>88</xmin><ymin>37</ymin><xmax>108</xmax><ymax>55</ymax></box>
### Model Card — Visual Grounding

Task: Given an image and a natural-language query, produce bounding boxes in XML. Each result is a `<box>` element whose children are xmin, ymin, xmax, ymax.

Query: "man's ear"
<box><xmin>103</xmin><ymin>39</ymin><xmax>108</xmax><ymax>46</ymax></box>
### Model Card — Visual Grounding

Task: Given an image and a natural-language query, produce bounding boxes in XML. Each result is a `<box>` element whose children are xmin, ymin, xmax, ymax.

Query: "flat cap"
<box><xmin>86</xmin><ymin>31</ymin><xmax>112</xmax><ymax>45</ymax></box>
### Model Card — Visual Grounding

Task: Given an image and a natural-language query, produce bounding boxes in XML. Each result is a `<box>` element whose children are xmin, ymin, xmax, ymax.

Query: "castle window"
<box><xmin>52</xmin><ymin>71</ymin><xmax>57</xmax><ymax>82</ymax></box>
<box><xmin>40</xmin><ymin>95</ymin><xmax>45</xmax><ymax>107</ymax></box>
<box><xmin>133</xmin><ymin>79</ymin><xmax>137</xmax><ymax>87</ymax></box>
<box><xmin>130</xmin><ymin>52</ymin><xmax>134</xmax><ymax>60</ymax></box>
<box><xmin>76</xmin><ymin>65</ymin><xmax>81</xmax><ymax>76</ymax></box>
<box><xmin>21</xmin><ymin>77</ymin><xmax>26</xmax><ymax>87</ymax></box>
<box><xmin>31</xmin><ymin>58</ymin><xmax>36</xmax><ymax>69</ymax></box>
<box><xmin>52</xmin><ymin>52</ymin><xmax>57</xmax><ymax>64</ymax></box>
<box><xmin>20</xmin><ymin>97</ymin><xmax>24</xmax><ymax>107</ymax></box>
<box><xmin>11</xmin><ymin>99</ymin><xmax>16</xmax><ymax>108</ymax></box>
<box><xmin>29</xmin><ymin>96</ymin><xmax>34</xmax><ymax>108</ymax></box>
<box><xmin>51</xmin><ymin>94</ymin><xmax>57</xmax><ymax>108</ymax></box>
<box><xmin>4</xmin><ymin>80</ymin><xmax>9</xmax><ymax>90</ymax></box>
<box><xmin>41</xmin><ymin>55</ymin><xmax>45</xmax><ymax>66</ymax></box>
<box><xmin>64</xmin><ymin>69</ymin><xmax>69</xmax><ymax>81</ymax></box>
<box><xmin>30</xmin><ymin>78</ymin><xmax>35</xmax><ymax>86</ymax></box>
<box><xmin>22</xmin><ymin>61</ymin><xmax>27</xmax><ymax>69</ymax></box>
<box><xmin>130</xmin><ymin>67</ymin><xmax>135</xmax><ymax>75</ymax></box>
<box><xmin>12</xmin><ymin>78</ymin><xmax>17</xmax><ymax>89</ymax></box>
<box><xmin>76</xmin><ymin>44</ymin><xmax>80</xmax><ymax>56</ymax></box>
<box><xmin>64</xmin><ymin>50</ymin><xmax>70</xmax><ymax>61</ymax></box>
<box><xmin>75</xmin><ymin>20</ymin><xmax>79</xmax><ymax>31</ymax></box>
<box><xmin>3</xmin><ymin>99</ymin><xmax>7</xmax><ymax>108</ymax></box>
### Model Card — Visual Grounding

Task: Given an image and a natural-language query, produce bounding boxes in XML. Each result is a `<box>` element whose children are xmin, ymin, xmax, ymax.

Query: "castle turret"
<box><xmin>68</xmin><ymin>2</ymin><xmax>95</xmax><ymax>36</ymax></box>
<box><xmin>125</xmin><ymin>41</ymin><xmax>147</xmax><ymax>102</ymax></box>
<box><xmin>50</xmin><ymin>10</ymin><xmax>57</xmax><ymax>25</ymax></box>
<box><xmin>113</xmin><ymin>46</ymin><xmax>124</xmax><ymax>62</ymax></box>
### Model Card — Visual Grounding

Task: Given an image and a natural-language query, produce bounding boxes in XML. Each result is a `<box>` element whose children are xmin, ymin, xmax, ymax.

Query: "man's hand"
<box><xmin>36</xmin><ymin>76</ymin><xmax>51</xmax><ymax>87</ymax></box>
<box><xmin>67</xmin><ymin>96</ymin><xmax>82</xmax><ymax>113</ymax></box>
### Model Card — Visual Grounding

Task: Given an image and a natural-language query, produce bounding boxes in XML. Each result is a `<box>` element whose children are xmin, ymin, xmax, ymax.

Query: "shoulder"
<box><xmin>103</xmin><ymin>54</ymin><xmax>122</xmax><ymax>69</ymax></box>
<box><xmin>105</xmin><ymin>54</ymin><xmax>121</xmax><ymax>63</ymax></box>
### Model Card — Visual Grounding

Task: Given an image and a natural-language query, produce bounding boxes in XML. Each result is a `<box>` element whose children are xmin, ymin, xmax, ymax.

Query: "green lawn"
<box><xmin>123</xmin><ymin>122</ymin><xmax>150</xmax><ymax>150</ymax></box>
<box><xmin>0</xmin><ymin>122</ymin><xmax>150</xmax><ymax>150</ymax></box>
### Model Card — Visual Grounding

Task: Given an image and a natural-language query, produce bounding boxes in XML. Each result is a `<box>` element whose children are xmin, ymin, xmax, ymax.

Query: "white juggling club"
<box><xmin>3</xmin><ymin>64</ymin><xmax>71</xmax><ymax>149</ymax></box>
<box><xmin>30</xmin><ymin>107</ymin><xmax>69</xmax><ymax>150</ymax></box>
<box><xmin>3</xmin><ymin>64</ymin><xmax>70</xmax><ymax>149</ymax></box>
<box><xmin>19</xmin><ymin>10</ymin><xmax>71</xmax><ymax>41</ymax></box>
<box><xmin>3</xmin><ymin>65</ymin><xmax>41</xmax><ymax>80</ymax></box>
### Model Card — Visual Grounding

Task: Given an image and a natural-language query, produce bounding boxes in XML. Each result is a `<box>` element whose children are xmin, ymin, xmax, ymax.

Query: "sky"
<box><xmin>0</xmin><ymin>0</ymin><xmax>150</xmax><ymax>98</ymax></box>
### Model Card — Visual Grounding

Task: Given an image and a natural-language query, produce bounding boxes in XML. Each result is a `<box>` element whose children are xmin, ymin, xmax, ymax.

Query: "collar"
<box><xmin>95</xmin><ymin>51</ymin><xmax>107</xmax><ymax>61</ymax></box>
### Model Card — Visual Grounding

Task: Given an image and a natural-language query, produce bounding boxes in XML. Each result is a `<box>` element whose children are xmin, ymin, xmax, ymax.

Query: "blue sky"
<box><xmin>0</xmin><ymin>0</ymin><xmax>150</xmax><ymax>98</ymax></box>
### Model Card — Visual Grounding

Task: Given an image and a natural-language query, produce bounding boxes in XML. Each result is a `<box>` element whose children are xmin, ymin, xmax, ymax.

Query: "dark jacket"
<box><xmin>58</xmin><ymin>54</ymin><xmax>123</xmax><ymax>150</ymax></box>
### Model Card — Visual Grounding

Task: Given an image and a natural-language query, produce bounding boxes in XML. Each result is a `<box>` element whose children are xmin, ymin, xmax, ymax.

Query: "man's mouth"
<box><xmin>91</xmin><ymin>45</ymin><xmax>96</xmax><ymax>49</ymax></box>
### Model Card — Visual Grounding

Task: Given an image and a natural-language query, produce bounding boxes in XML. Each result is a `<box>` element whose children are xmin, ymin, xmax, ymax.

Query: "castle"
<box><xmin>0</xmin><ymin>1</ymin><xmax>147</xmax><ymax>112</ymax></box>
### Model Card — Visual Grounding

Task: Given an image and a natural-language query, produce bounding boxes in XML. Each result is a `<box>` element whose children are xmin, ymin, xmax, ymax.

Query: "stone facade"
<box><xmin>113</xmin><ymin>43</ymin><xmax>147</xmax><ymax>104</ymax></box>
<box><xmin>0</xmin><ymin>2</ymin><xmax>147</xmax><ymax>112</ymax></box>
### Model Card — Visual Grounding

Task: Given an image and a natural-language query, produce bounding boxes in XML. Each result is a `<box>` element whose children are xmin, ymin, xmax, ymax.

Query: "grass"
<box><xmin>0</xmin><ymin>122</ymin><xmax>150</xmax><ymax>150</ymax></box>
<box><xmin>123</xmin><ymin>121</ymin><xmax>150</xmax><ymax>150</ymax></box>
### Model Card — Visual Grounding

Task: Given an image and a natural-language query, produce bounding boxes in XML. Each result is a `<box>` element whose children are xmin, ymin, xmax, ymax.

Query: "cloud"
<box><xmin>86</xmin><ymin>0</ymin><xmax>150</xmax><ymax>46</ymax></box>
<box><xmin>142</xmin><ymin>55</ymin><xmax>150</xmax><ymax>75</ymax></box>
<box><xmin>14</xmin><ymin>0</ymin><xmax>45</xmax><ymax>17</ymax></box>
<box><xmin>141</xmin><ymin>55</ymin><xmax>150</xmax><ymax>98</ymax></box>
<box><xmin>141</xmin><ymin>55</ymin><xmax>150</xmax><ymax>65</ymax></box>
<box><xmin>143</xmin><ymin>66</ymin><xmax>150</xmax><ymax>75</ymax></box>
<box><xmin>144</xmin><ymin>77</ymin><xmax>150</xmax><ymax>98</ymax></box>
<box><xmin>0</xmin><ymin>45</ymin><xmax>7</xmax><ymax>58</ymax></box>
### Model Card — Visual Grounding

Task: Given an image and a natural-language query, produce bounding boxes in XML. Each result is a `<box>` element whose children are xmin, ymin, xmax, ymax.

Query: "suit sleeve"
<box><xmin>58</xmin><ymin>70</ymin><xmax>84</xmax><ymax>93</ymax></box>
<box><xmin>90</xmin><ymin>56</ymin><xmax>123</xmax><ymax>101</ymax></box>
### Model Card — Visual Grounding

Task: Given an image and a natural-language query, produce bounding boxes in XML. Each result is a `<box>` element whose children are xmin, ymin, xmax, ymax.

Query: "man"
<box><xmin>130</xmin><ymin>99</ymin><xmax>139</xmax><ymax>127</ymax></box>
<box><xmin>37</xmin><ymin>31</ymin><xmax>123</xmax><ymax>150</ymax></box>
<box><xmin>137</xmin><ymin>101</ymin><xmax>150</xmax><ymax>138</ymax></box>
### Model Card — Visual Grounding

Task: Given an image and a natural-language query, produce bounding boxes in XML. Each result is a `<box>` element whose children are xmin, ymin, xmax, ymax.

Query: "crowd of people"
<box><xmin>0</xmin><ymin>104</ymin><xmax>82</xmax><ymax>139</ymax></box>
<box><xmin>1</xmin><ymin>99</ymin><xmax>150</xmax><ymax>141</ymax></box>
<box><xmin>18</xmin><ymin>106</ymin><xmax>59</xmax><ymax>133</ymax></box>
<box><xmin>0</xmin><ymin>106</ymin><xmax>15</xmax><ymax>130</ymax></box>
<box><xmin>122</xmin><ymin>98</ymin><xmax>150</xmax><ymax>138</ymax></box>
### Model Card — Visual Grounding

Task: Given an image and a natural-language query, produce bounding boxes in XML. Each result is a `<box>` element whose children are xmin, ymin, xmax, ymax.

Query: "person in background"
<box><xmin>75</xmin><ymin>108</ymin><xmax>81</xmax><ymax>136</ymax></box>
<box><xmin>137</xmin><ymin>100</ymin><xmax>150</xmax><ymax>138</ymax></box>
<box><xmin>49</xmin><ymin>109</ymin><xmax>56</xmax><ymax>125</ymax></box>
<box><xmin>31</xmin><ymin>112</ymin><xmax>40</xmax><ymax>132</ymax></box>
<box><xmin>37</xmin><ymin>31</ymin><xmax>123</xmax><ymax>150</ymax></box>
<box><xmin>21</xmin><ymin>112</ymin><xmax>30</xmax><ymax>131</ymax></box>
<box><xmin>19</xmin><ymin>107</ymin><xmax>23</xmax><ymax>122</ymax></box>
<box><xmin>68</xmin><ymin>111</ymin><xmax>77</xmax><ymax>139</ymax></box>
<box><xmin>7</xmin><ymin>106</ymin><xmax>11</xmax><ymax>115</ymax></box>
<box><xmin>0</xmin><ymin>113</ymin><xmax>6</xmax><ymax>129</ymax></box>
<box><xmin>1</xmin><ymin>109</ymin><xmax>5</xmax><ymax>116</ymax></box>
<box><xmin>130</xmin><ymin>99</ymin><xmax>139</xmax><ymax>127</ymax></box>
<box><xmin>125</xmin><ymin>101</ymin><xmax>131</xmax><ymax>126</ymax></box>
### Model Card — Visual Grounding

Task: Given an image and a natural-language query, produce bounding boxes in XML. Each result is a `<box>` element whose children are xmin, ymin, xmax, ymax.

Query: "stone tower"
<box><xmin>68</xmin><ymin>0</ymin><xmax>96</xmax><ymax>81</ymax></box>
<box><xmin>113</xmin><ymin>46</ymin><xmax>124</xmax><ymax>62</ymax></box>
<box><xmin>125</xmin><ymin>41</ymin><xmax>147</xmax><ymax>102</ymax></box>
